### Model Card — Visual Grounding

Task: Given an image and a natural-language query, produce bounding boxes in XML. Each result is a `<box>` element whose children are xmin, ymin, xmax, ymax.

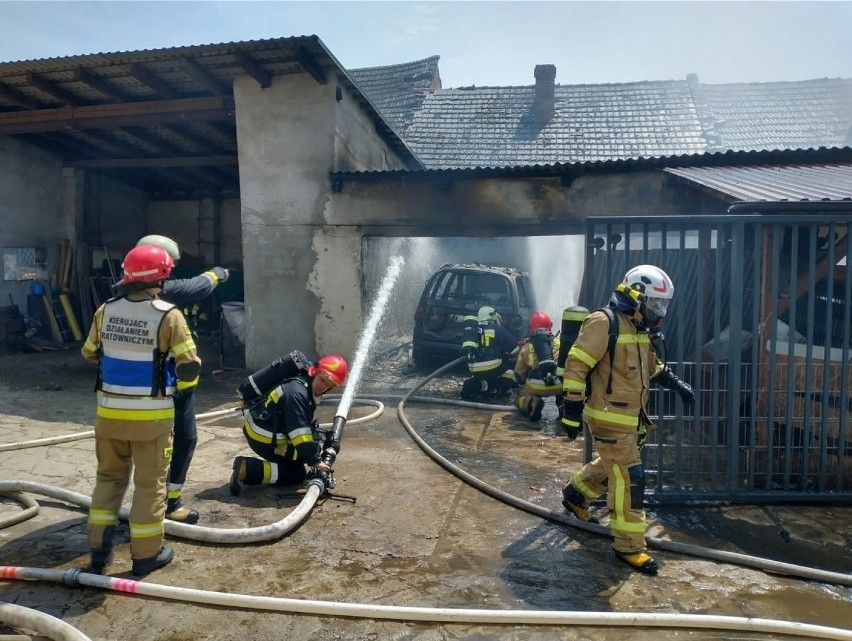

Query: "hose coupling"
<box><xmin>63</xmin><ymin>567</ymin><xmax>82</xmax><ymax>586</ymax></box>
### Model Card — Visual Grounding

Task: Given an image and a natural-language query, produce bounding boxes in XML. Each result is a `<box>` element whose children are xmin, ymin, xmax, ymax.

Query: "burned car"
<box><xmin>412</xmin><ymin>263</ymin><xmax>536</xmax><ymax>367</ymax></box>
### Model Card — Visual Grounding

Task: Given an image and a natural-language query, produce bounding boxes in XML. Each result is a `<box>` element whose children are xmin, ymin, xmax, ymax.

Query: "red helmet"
<box><xmin>529</xmin><ymin>311</ymin><xmax>553</xmax><ymax>333</ymax></box>
<box><xmin>308</xmin><ymin>354</ymin><xmax>348</xmax><ymax>386</ymax></box>
<box><xmin>119</xmin><ymin>244</ymin><xmax>174</xmax><ymax>286</ymax></box>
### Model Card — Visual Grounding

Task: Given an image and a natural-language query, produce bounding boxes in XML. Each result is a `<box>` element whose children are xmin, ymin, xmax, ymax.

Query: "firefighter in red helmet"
<box><xmin>81</xmin><ymin>244</ymin><xmax>201</xmax><ymax>577</ymax></box>
<box><xmin>514</xmin><ymin>311</ymin><xmax>563</xmax><ymax>422</ymax></box>
<box><xmin>229</xmin><ymin>354</ymin><xmax>348</xmax><ymax>495</ymax></box>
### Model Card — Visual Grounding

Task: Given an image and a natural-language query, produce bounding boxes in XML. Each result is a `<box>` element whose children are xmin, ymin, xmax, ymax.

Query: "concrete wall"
<box><xmin>0</xmin><ymin>137</ymin><xmax>62</xmax><ymax>309</ymax></box>
<box><xmin>83</xmin><ymin>172</ymin><xmax>148</xmax><ymax>269</ymax></box>
<box><xmin>148</xmin><ymin>197</ymin><xmax>242</xmax><ymax>268</ymax></box>
<box><xmin>234</xmin><ymin>71</ymin><xmax>407</xmax><ymax>368</ymax></box>
<box><xmin>328</xmin><ymin>171</ymin><xmax>728</xmax><ymax>237</ymax></box>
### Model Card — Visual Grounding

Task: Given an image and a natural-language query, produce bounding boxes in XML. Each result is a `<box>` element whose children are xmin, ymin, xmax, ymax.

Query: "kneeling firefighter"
<box><xmin>514</xmin><ymin>311</ymin><xmax>563</xmax><ymax>422</ymax></box>
<box><xmin>460</xmin><ymin>306</ymin><xmax>519</xmax><ymax>400</ymax></box>
<box><xmin>229</xmin><ymin>353</ymin><xmax>348</xmax><ymax>495</ymax></box>
<box><xmin>559</xmin><ymin>265</ymin><xmax>695</xmax><ymax>576</ymax></box>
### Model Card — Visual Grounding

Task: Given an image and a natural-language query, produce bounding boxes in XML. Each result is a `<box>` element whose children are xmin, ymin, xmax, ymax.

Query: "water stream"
<box><xmin>336</xmin><ymin>255</ymin><xmax>406</xmax><ymax>418</ymax></box>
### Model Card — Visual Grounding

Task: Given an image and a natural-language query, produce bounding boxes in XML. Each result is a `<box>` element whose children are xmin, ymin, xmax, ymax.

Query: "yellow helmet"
<box><xmin>478</xmin><ymin>306</ymin><xmax>501</xmax><ymax>324</ymax></box>
<box><xmin>137</xmin><ymin>234</ymin><xmax>180</xmax><ymax>261</ymax></box>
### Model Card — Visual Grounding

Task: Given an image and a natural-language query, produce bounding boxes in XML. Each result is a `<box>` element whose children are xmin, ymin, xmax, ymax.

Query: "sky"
<box><xmin>0</xmin><ymin>1</ymin><xmax>850</xmax><ymax>88</ymax></box>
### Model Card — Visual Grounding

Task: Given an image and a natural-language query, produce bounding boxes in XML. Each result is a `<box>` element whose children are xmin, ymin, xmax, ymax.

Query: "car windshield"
<box><xmin>430</xmin><ymin>270</ymin><xmax>511</xmax><ymax>307</ymax></box>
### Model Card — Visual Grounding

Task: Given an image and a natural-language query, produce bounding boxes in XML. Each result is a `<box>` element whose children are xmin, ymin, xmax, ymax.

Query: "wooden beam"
<box><xmin>777</xmin><ymin>232</ymin><xmax>850</xmax><ymax>317</ymax></box>
<box><xmin>296</xmin><ymin>47</ymin><xmax>326</xmax><ymax>85</ymax></box>
<box><xmin>0</xmin><ymin>96</ymin><xmax>236</xmax><ymax>135</ymax></box>
<box><xmin>26</xmin><ymin>73</ymin><xmax>82</xmax><ymax>107</ymax></box>
<box><xmin>73</xmin><ymin>68</ymin><xmax>128</xmax><ymax>102</ymax></box>
<box><xmin>67</xmin><ymin>155</ymin><xmax>238</xmax><ymax>169</ymax></box>
<box><xmin>179</xmin><ymin>57</ymin><xmax>228</xmax><ymax>95</ymax></box>
<box><xmin>0</xmin><ymin>82</ymin><xmax>42</xmax><ymax>110</ymax></box>
<box><xmin>233</xmin><ymin>52</ymin><xmax>272</xmax><ymax>89</ymax></box>
<box><xmin>129</xmin><ymin>63</ymin><xmax>178</xmax><ymax>98</ymax></box>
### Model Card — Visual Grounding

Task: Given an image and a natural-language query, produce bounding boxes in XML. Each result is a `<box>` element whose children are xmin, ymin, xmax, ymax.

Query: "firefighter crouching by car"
<box><xmin>460</xmin><ymin>306</ymin><xmax>519</xmax><ymax>400</ymax></box>
<box><xmin>81</xmin><ymin>244</ymin><xmax>201</xmax><ymax>577</ymax></box>
<box><xmin>559</xmin><ymin>265</ymin><xmax>694</xmax><ymax>576</ymax></box>
<box><xmin>229</xmin><ymin>355</ymin><xmax>348</xmax><ymax>495</ymax></box>
<box><xmin>514</xmin><ymin>311</ymin><xmax>563</xmax><ymax>422</ymax></box>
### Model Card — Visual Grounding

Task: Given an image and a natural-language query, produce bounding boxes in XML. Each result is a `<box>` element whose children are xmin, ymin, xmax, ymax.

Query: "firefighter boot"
<box><xmin>88</xmin><ymin>525</ymin><xmax>116</xmax><ymax>575</ymax></box>
<box><xmin>165</xmin><ymin>502</ymin><xmax>199</xmax><ymax>525</ymax></box>
<box><xmin>132</xmin><ymin>546</ymin><xmax>174</xmax><ymax>577</ymax></box>
<box><xmin>229</xmin><ymin>456</ymin><xmax>247</xmax><ymax>496</ymax></box>
<box><xmin>614</xmin><ymin>550</ymin><xmax>660</xmax><ymax>576</ymax></box>
<box><xmin>561</xmin><ymin>484</ymin><xmax>599</xmax><ymax>524</ymax></box>
<box><xmin>529</xmin><ymin>397</ymin><xmax>545</xmax><ymax>422</ymax></box>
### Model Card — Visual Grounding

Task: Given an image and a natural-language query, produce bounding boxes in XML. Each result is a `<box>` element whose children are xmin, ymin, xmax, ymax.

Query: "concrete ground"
<box><xmin>0</xmin><ymin>343</ymin><xmax>851</xmax><ymax>641</ymax></box>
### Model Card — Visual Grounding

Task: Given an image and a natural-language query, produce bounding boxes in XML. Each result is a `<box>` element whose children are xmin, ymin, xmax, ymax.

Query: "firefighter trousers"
<box><xmin>88</xmin><ymin>431</ymin><xmax>172</xmax><ymax>560</ymax></box>
<box><xmin>566</xmin><ymin>425</ymin><xmax>647</xmax><ymax>555</ymax></box>
<box><xmin>241</xmin><ymin>434</ymin><xmax>309</xmax><ymax>486</ymax></box>
<box><xmin>167</xmin><ymin>389</ymin><xmax>197</xmax><ymax>508</ymax></box>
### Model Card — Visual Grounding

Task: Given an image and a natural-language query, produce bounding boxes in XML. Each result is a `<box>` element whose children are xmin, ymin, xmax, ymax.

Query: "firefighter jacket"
<box><xmin>467</xmin><ymin>321</ymin><xmax>519</xmax><ymax>375</ymax></box>
<box><xmin>81</xmin><ymin>290</ymin><xmax>201</xmax><ymax>440</ymax></box>
<box><xmin>562</xmin><ymin>305</ymin><xmax>664</xmax><ymax>433</ymax></box>
<box><xmin>116</xmin><ymin>268</ymin><xmax>226</xmax><ymax>339</ymax></box>
<box><xmin>242</xmin><ymin>375</ymin><xmax>322</xmax><ymax>466</ymax></box>
<box><xmin>515</xmin><ymin>335</ymin><xmax>562</xmax><ymax>393</ymax></box>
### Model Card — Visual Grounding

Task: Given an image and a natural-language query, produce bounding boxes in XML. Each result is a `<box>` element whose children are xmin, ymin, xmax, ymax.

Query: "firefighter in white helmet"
<box><xmin>559</xmin><ymin>265</ymin><xmax>694</xmax><ymax>576</ymax></box>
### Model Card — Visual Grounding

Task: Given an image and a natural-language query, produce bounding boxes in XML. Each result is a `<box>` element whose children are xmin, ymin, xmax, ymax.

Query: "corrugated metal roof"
<box><xmin>332</xmin><ymin>145</ymin><xmax>852</xmax><ymax>181</ymax></box>
<box><xmin>664</xmin><ymin>163</ymin><xmax>852</xmax><ymax>202</ymax></box>
<box><xmin>0</xmin><ymin>36</ymin><xmax>422</xmax><ymax>171</ymax></box>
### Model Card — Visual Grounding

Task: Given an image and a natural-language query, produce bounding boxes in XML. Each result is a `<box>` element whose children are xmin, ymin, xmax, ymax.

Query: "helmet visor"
<box><xmin>645</xmin><ymin>297</ymin><xmax>669</xmax><ymax>318</ymax></box>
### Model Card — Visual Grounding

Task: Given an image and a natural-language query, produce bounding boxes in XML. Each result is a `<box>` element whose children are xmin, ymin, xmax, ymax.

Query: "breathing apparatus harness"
<box><xmin>529</xmin><ymin>328</ymin><xmax>558</xmax><ymax>386</ymax></box>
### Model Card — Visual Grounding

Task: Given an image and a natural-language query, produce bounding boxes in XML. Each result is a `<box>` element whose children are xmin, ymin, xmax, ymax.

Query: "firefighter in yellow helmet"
<box><xmin>514</xmin><ymin>311</ymin><xmax>563</xmax><ymax>422</ymax></box>
<box><xmin>81</xmin><ymin>244</ymin><xmax>201</xmax><ymax>577</ymax></box>
<box><xmin>127</xmin><ymin>234</ymin><xmax>229</xmax><ymax>525</ymax></box>
<box><xmin>460</xmin><ymin>306</ymin><xmax>519</xmax><ymax>400</ymax></box>
<box><xmin>560</xmin><ymin>265</ymin><xmax>694</xmax><ymax>576</ymax></box>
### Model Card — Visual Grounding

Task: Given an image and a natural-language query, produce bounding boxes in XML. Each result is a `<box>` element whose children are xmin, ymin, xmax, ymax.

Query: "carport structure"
<box><xmin>0</xmin><ymin>35</ymin><xmax>416</xmax><ymax>198</ymax></box>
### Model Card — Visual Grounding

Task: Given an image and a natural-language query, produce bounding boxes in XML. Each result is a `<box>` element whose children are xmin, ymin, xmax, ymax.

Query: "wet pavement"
<box><xmin>0</xmin><ymin>342</ymin><xmax>850</xmax><ymax>640</ymax></box>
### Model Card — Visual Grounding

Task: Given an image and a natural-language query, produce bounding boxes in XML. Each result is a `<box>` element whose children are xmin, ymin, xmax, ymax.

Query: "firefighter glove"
<box><xmin>656</xmin><ymin>366</ymin><xmax>695</xmax><ymax>407</ymax></box>
<box><xmin>211</xmin><ymin>266</ymin><xmax>230</xmax><ymax>283</ymax></box>
<box><xmin>562</xmin><ymin>399</ymin><xmax>584</xmax><ymax>440</ymax></box>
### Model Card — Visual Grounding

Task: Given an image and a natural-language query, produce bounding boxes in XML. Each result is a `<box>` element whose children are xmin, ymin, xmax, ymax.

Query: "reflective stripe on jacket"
<box><xmin>98</xmin><ymin>297</ymin><xmax>176</xmax><ymax>396</ymax></box>
<box><xmin>515</xmin><ymin>336</ymin><xmax>562</xmax><ymax>393</ymax></box>
<box><xmin>243</xmin><ymin>377</ymin><xmax>319</xmax><ymax>463</ymax></box>
<box><xmin>562</xmin><ymin>308</ymin><xmax>660</xmax><ymax>432</ymax></box>
<box><xmin>81</xmin><ymin>292</ymin><xmax>200</xmax><ymax>434</ymax></box>
<box><xmin>468</xmin><ymin>322</ymin><xmax>518</xmax><ymax>374</ymax></box>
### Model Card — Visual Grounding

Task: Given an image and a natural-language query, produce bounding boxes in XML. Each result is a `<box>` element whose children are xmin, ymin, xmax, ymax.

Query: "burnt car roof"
<box><xmin>436</xmin><ymin>263</ymin><xmax>529</xmax><ymax>277</ymax></box>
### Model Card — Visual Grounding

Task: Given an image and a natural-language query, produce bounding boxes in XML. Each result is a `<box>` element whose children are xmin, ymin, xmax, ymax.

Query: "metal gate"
<box><xmin>582</xmin><ymin>211</ymin><xmax>852</xmax><ymax>503</ymax></box>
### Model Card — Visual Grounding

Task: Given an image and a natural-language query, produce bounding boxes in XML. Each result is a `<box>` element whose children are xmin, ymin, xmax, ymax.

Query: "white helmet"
<box><xmin>478</xmin><ymin>305</ymin><xmax>501</xmax><ymax>324</ymax></box>
<box><xmin>622</xmin><ymin>265</ymin><xmax>674</xmax><ymax>323</ymax></box>
<box><xmin>137</xmin><ymin>234</ymin><xmax>180</xmax><ymax>261</ymax></box>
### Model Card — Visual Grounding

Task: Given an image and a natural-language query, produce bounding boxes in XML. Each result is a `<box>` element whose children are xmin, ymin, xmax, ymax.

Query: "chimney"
<box><xmin>534</xmin><ymin>64</ymin><xmax>556</xmax><ymax>123</ymax></box>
